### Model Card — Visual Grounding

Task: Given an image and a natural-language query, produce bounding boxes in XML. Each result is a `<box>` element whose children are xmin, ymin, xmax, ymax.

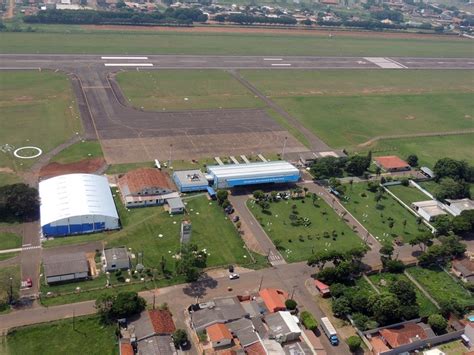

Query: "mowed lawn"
<box><xmin>341</xmin><ymin>182</ymin><xmax>428</xmax><ymax>244</ymax></box>
<box><xmin>240</xmin><ymin>70</ymin><xmax>474</xmax><ymax>148</ymax></box>
<box><xmin>0</xmin><ymin>71</ymin><xmax>81</xmax><ymax>170</ymax></box>
<box><xmin>0</xmin><ymin>232</ymin><xmax>22</xmax><ymax>251</ymax></box>
<box><xmin>247</xmin><ymin>195</ymin><xmax>365</xmax><ymax>262</ymax></box>
<box><xmin>0</xmin><ymin>265</ymin><xmax>20</xmax><ymax>306</ymax></box>
<box><xmin>50</xmin><ymin>140</ymin><xmax>103</xmax><ymax>164</ymax></box>
<box><xmin>0</xmin><ymin>172</ymin><xmax>20</xmax><ymax>187</ymax></box>
<box><xmin>6</xmin><ymin>316</ymin><xmax>117</xmax><ymax>355</ymax></box>
<box><xmin>387</xmin><ymin>185</ymin><xmax>431</xmax><ymax>205</ymax></box>
<box><xmin>406</xmin><ymin>266</ymin><xmax>473</xmax><ymax>308</ymax></box>
<box><xmin>1</xmin><ymin>31</ymin><xmax>473</xmax><ymax>57</ymax></box>
<box><xmin>368</xmin><ymin>272</ymin><xmax>438</xmax><ymax>317</ymax></box>
<box><xmin>355</xmin><ymin>134</ymin><xmax>474</xmax><ymax>167</ymax></box>
<box><xmin>116</xmin><ymin>70</ymin><xmax>263</xmax><ymax>110</ymax></box>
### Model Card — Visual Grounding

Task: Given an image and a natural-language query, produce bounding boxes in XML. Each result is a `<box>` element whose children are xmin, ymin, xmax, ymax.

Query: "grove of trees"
<box><xmin>0</xmin><ymin>183</ymin><xmax>39</xmax><ymax>222</ymax></box>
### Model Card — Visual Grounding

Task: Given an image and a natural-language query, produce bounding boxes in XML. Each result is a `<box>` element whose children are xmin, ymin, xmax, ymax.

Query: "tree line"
<box><xmin>24</xmin><ymin>8</ymin><xmax>208</xmax><ymax>25</ymax></box>
<box><xmin>215</xmin><ymin>13</ymin><xmax>297</xmax><ymax>25</ymax></box>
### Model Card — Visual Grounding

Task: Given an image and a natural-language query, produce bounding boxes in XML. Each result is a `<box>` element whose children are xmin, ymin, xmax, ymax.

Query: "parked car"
<box><xmin>232</xmin><ymin>215</ymin><xmax>240</xmax><ymax>222</ymax></box>
<box><xmin>225</xmin><ymin>207</ymin><xmax>235</xmax><ymax>215</ymax></box>
<box><xmin>21</xmin><ymin>277</ymin><xmax>32</xmax><ymax>288</ymax></box>
<box><xmin>229</xmin><ymin>273</ymin><xmax>240</xmax><ymax>280</ymax></box>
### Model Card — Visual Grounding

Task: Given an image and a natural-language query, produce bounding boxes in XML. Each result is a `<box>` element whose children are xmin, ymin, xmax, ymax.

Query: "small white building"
<box><xmin>412</xmin><ymin>200</ymin><xmax>447</xmax><ymax>222</ymax></box>
<box><xmin>444</xmin><ymin>198</ymin><xmax>474</xmax><ymax>216</ymax></box>
<box><xmin>264</xmin><ymin>311</ymin><xmax>301</xmax><ymax>343</ymax></box>
<box><xmin>167</xmin><ymin>197</ymin><xmax>185</xmax><ymax>215</ymax></box>
<box><xmin>103</xmin><ymin>247</ymin><xmax>131</xmax><ymax>272</ymax></box>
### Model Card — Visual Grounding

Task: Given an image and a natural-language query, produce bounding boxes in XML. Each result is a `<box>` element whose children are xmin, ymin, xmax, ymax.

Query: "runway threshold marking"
<box><xmin>101</xmin><ymin>56</ymin><xmax>149</xmax><ymax>60</ymax></box>
<box><xmin>364</xmin><ymin>57</ymin><xmax>406</xmax><ymax>69</ymax></box>
<box><xmin>271</xmin><ymin>63</ymin><xmax>292</xmax><ymax>66</ymax></box>
<box><xmin>104</xmin><ymin>63</ymin><xmax>153</xmax><ymax>67</ymax></box>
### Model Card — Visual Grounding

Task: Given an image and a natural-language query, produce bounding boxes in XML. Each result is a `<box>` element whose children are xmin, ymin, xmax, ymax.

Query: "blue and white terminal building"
<box><xmin>207</xmin><ymin>161</ymin><xmax>300</xmax><ymax>189</ymax></box>
<box><xmin>39</xmin><ymin>174</ymin><xmax>120</xmax><ymax>237</ymax></box>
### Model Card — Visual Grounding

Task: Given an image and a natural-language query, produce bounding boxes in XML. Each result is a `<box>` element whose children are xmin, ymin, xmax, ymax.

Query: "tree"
<box><xmin>379</xmin><ymin>243</ymin><xmax>394</xmax><ymax>260</ymax></box>
<box><xmin>95</xmin><ymin>292</ymin><xmax>146</xmax><ymax>324</ymax></box>
<box><xmin>175</xmin><ymin>243</ymin><xmax>207</xmax><ymax>282</ymax></box>
<box><xmin>216</xmin><ymin>190</ymin><xmax>228</xmax><ymax>205</ymax></box>
<box><xmin>428</xmin><ymin>314</ymin><xmax>447</xmax><ymax>334</ymax></box>
<box><xmin>285</xmin><ymin>299</ymin><xmax>297</xmax><ymax>310</ymax></box>
<box><xmin>440</xmin><ymin>299</ymin><xmax>466</xmax><ymax>318</ymax></box>
<box><xmin>433</xmin><ymin>215</ymin><xmax>452</xmax><ymax>235</ymax></box>
<box><xmin>388</xmin><ymin>279</ymin><xmax>416</xmax><ymax>305</ymax></box>
<box><xmin>371</xmin><ymin>293</ymin><xmax>401</xmax><ymax>325</ymax></box>
<box><xmin>253</xmin><ymin>190</ymin><xmax>265</xmax><ymax>201</ymax></box>
<box><xmin>406</xmin><ymin>154</ymin><xmax>418</xmax><ymax>167</ymax></box>
<box><xmin>409</xmin><ymin>232</ymin><xmax>433</xmax><ymax>252</ymax></box>
<box><xmin>384</xmin><ymin>259</ymin><xmax>405</xmax><ymax>273</ymax></box>
<box><xmin>329</xmin><ymin>283</ymin><xmax>347</xmax><ymax>298</ymax></box>
<box><xmin>434</xmin><ymin>177</ymin><xmax>470</xmax><ymax>200</ymax></box>
<box><xmin>332</xmin><ymin>296</ymin><xmax>351</xmax><ymax>317</ymax></box>
<box><xmin>0</xmin><ymin>184</ymin><xmax>39</xmax><ymax>222</ymax></box>
<box><xmin>172</xmin><ymin>329</ymin><xmax>188</xmax><ymax>348</ymax></box>
<box><xmin>433</xmin><ymin>158</ymin><xmax>469</xmax><ymax>181</ymax></box>
<box><xmin>347</xmin><ymin>336</ymin><xmax>362</xmax><ymax>353</ymax></box>
<box><xmin>116</xmin><ymin>0</ymin><xmax>126</xmax><ymax>7</ymax></box>
<box><xmin>346</xmin><ymin>155</ymin><xmax>370</xmax><ymax>176</ymax></box>
<box><xmin>375</xmin><ymin>166</ymin><xmax>382</xmax><ymax>177</ymax></box>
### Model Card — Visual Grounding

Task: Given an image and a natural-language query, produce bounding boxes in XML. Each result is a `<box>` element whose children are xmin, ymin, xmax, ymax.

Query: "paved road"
<box><xmin>1</xmin><ymin>54</ymin><xmax>473</xmax><ymax>70</ymax></box>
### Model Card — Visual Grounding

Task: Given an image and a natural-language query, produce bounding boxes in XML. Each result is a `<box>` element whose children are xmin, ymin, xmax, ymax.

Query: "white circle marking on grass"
<box><xmin>13</xmin><ymin>146</ymin><xmax>42</xmax><ymax>159</ymax></box>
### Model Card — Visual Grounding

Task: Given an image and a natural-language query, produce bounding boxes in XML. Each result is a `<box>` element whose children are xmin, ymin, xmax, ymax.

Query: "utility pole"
<box><xmin>258</xmin><ymin>275</ymin><xmax>264</xmax><ymax>292</ymax></box>
<box><xmin>153</xmin><ymin>293</ymin><xmax>156</xmax><ymax>310</ymax></box>
<box><xmin>73</xmin><ymin>309</ymin><xmax>76</xmax><ymax>331</ymax></box>
<box><xmin>290</xmin><ymin>285</ymin><xmax>296</xmax><ymax>300</ymax></box>
<box><xmin>8</xmin><ymin>277</ymin><xmax>13</xmax><ymax>305</ymax></box>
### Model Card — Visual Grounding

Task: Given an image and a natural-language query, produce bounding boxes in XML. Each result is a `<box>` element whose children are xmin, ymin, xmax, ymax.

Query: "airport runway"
<box><xmin>1</xmin><ymin>54</ymin><xmax>474</xmax><ymax>70</ymax></box>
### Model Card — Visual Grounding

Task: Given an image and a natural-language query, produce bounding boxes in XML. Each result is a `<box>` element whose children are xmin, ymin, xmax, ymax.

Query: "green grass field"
<box><xmin>0</xmin><ymin>172</ymin><xmax>21</xmax><ymax>187</ymax></box>
<box><xmin>387</xmin><ymin>185</ymin><xmax>431</xmax><ymax>205</ymax></box>
<box><xmin>341</xmin><ymin>182</ymin><xmax>428</xmax><ymax>244</ymax></box>
<box><xmin>0</xmin><ymin>71</ymin><xmax>81</xmax><ymax>171</ymax></box>
<box><xmin>247</xmin><ymin>195</ymin><xmax>365</xmax><ymax>262</ymax></box>
<box><xmin>241</xmin><ymin>69</ymin><xmax>474</xmax><ymax>148</ymax></box>
<box><xmin>368</xmin><ymin>272</ymin><xmax>438</xmax><ymax>317</ymax></box>
<box><xmin>0</xmin><ymin>232</ymin><xmax>22</xmax><ymax>251</ymax></box>
<box><xmin>0</xmin><ymin>30</ymin><xmax>472</xmax><ymax>57</ymax></box>
<box><xmin>5</xmin><ymin>316</ymin><xmax>118</xmax><ymax>355</ymax></box>
<box><xmin>0</xmin><ymin>252</ymin><xmax>20</xmax><ymax>262</ymax></box>
<box><xmin>116</xmin><ymin>70</ymin><xmax>263</xmax><ymax>111</ymax></box>
<box><xmin>51</xmin><ymin>140</ymin><xmax>103</xmax><ymax>164</ymax></box>
<box><xmin>355</xmin><ymin>134</ymin><xmax>474</xmax><ymax>167</ymax></box>
<box><xmin>0</xmin><ymin>265</ymin><xmax>20</xmax><ymax>307</ymax></box>
<box><xmin>406</xmin><ymin>266</ymin><xmax>473</xmax><ymax>308</ymax></box>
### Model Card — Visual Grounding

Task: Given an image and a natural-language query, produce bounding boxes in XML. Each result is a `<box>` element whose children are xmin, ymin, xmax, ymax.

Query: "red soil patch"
<box><xmin>82</xmin><ymin>24</ymin><xmax>463</xmax><ymax>40</ymax></box>
<box><xmin>39</xmin><ymin>158</ymin><xmax>106</xmax><ymax>179</ymax></box>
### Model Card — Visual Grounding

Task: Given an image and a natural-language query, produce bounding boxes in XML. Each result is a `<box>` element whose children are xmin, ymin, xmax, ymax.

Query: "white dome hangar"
<box><xmin>39</xmin><ymin>174</ymin><xmax>120</xmax><ymax>237</ymax></box>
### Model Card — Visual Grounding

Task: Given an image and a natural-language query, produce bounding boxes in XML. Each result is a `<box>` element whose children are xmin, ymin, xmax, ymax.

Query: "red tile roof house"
<box><xmin>374</xmin><ymin>156</ymin><xmax>411</xmax><ymax>173</ymax></box>
<box><xmin>206</xmin><ymin>323</ymin><xmax>234</xmax><ymax>349</ymax></box>
<box><xmin>148</xmin><ymin>309</ymin><xmax>177</xmax><ymax>334</ymax></box>
<box><xmin>259</xmin><ymin>288</ymin><xmax>289</xmax><ymax>313</ymax></box>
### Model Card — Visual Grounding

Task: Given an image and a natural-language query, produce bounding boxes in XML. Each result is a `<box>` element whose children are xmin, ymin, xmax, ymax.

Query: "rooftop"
<box><xmin>244</xmin><ymin>341</ymin><xmax>266</xmax><ymax>355</ymax></box>
<box><xmin>375</xmin><ymin>156</ymin><xmax>411</xmax><ymax>170</ymax></box>
<box><xmin>117</xmin><ymin>168</ymin><xmax>172</xmax><ymax>196</ymax></box>
<box><xmin>43</xmin><ymin>252</ymin><xmax>89</xmax><ymax>277</ymax></box>
<box><xmin>207</xmin><ymin>323</ymin><xmax>233</xmax><ymax>342</ymax></box>
<box><xmin>379</xmin><ymin>323</ymin><xmax>428</xmax><ymax>348</ymax></box>
<box><xmin>264</xmin><ymin>311</ymin><xmax>301</xmax><ymax>339</ymax></box>
<box><xmin>104</xmin><ymin>247</ymin><xmax>129</xmax><ymax>263</ymax></box>
<box><xmin>412</xmin><ymin>200</ymin><xmax>447</xmax><ymax>217</ymax></box>
<box><xmin>445</xmin><ymin>198</ymin><xmax>474</xmax><ymax>212</ymax></box>
<box><xmin>207</xmin><ymin>161</ymin><xmax>299</xmax><ymax>179</ymax></box>
<box><xmin>259</xmin><ymin>288</ymin><xmax>288</xmax><ymax>312</ymax></box>
<box><xmin>148</xmin><ymin>309</ymin><xmax>176</xmax><ymax>334</ymax></box>
<box><xmin>167</xmin><ymin>197</ymin><xmax>185</xmax><ymax>210</ymax></box>
<box><xmin>191</xmin><ymin>297</ymin><xmax>249</xmax><ymax>331</ymax></box>
<box><xmin>452</xmin><ymin>257</ymin><xmax>474</xmax><ymax>277</ymax></box>
<box><xmin>173</xmin><ymin>170</ymin><xmax>208</xmax><ymax>186</ymax></box>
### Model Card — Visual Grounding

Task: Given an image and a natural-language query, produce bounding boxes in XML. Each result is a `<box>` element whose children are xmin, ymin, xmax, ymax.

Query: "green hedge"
<box><xmin>300</xmin><ymin>311</ymin><xmax>318</xmax><ymax>331</ymax></box>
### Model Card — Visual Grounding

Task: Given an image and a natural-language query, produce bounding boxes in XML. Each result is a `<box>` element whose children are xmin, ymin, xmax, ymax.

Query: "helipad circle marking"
<box><xmin>13</xmin><ymin>146</ymin><xmax>42</xmax><ymax>159</ymax></box>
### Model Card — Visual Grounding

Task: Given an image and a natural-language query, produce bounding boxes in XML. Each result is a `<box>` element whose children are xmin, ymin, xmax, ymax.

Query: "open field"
<box><xmin>368</xmin><ymin>272</ymin><xmax>439</xmax><ymax>317</ymax></box>
<box><xmin>0</xmin><ymin>71</ymin><xmax>81</xmax><ymax>171</ymax></box>
<box><xmin>0</xmin><ymin>30</ymin><xmax>473</xmax><ymax>57</ymax></box>
<box><xmin>0</xmin><ymin>233</ymin><xmax>22</xmax><ymax>251</ymax></box>
<box><xmin>241</xmin><ymin>69</ymin><xmax>474</xmax><ymax>148</ymax></box>
<box><xmin>438</xmin><ymin>339</ymin><xmax>470</xmax><ymax>355</ymax></box>
<box><xmin>50</xmin><ymin>140</ymin><xmax>103</xmax><ymax>164</ymax></box>
<box><xmin>341</xmin><ymin>182</ymin><xmax>428</xmax><ymax>244</ymax></box>
<box><xmin>406</xmin><ymin>266</ymin><xmax>473</xmax><ymax>308</ymax></box>
<box><xmin>387</xmin><ymin>185</ymin><xmax>431</xmax><ymax>205</ymax></box>
<box><xmin>116</xmin><ymin>70</ymin><xmax>263</xmax><ymax>111</ymax></box>
<box><xmin>5</xmin><ymin>316</ymin><xmax>117</xmax><ymax>355</ymax></box>
<box><xmin>0</xmin><ymin>252</ymin><xmax>20</xmax><ymax>262</ymax></box>
<box><xmin>247</xmin><ymin>195</ymin><xmax>365</xmax><ymax>262</ymax></box>
<box><xmin>355</xmin><ymin>134</ymin><xmax>474</xmax><ymax>167</ymax></box>
<box><xmin>0</xmin><ymin>172</ymin><xmax>20</xmax><ymax>187</ymax></box>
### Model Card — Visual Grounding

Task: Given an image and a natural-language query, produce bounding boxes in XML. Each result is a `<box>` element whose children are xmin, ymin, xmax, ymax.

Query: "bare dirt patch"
<box><xmin>405</xmin><ymin>115</ymin><xmax>416</xmax><ymax>120</ymax></box>
<box><xmin>81</xmin><ymin>24</ymin><xmax>461</xmax><ymax>40</ymax></box>
<box><xmin>39</xmin><ymin>158</ymin><xmax>106</xmax><ymax>179</ymax></box>
<box><xmin>0</xmin><ymin>167</ymin><xmax>15</xmax><ymax>173</ymax></box>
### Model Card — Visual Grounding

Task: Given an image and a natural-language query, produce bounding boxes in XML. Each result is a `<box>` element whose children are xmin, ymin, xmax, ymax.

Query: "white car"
<box><xmin>229</xmin><ymin>273</ymin><xmax>240</xmax><ymax>280</ymax></box>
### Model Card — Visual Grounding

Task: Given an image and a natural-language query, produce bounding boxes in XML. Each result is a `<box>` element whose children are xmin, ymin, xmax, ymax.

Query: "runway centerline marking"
<box><xmin>264</xmin><ymin>58</ymin><xmax>283</xmax><ymax>61</ymax></box>
<box><xmin>101</xmin><ymin>56</ymin><xmax>148</xmax><ymax>60</ymax></box>
<box><xmin>104</xmin><ymin>63</ymin><xmax>153</xmax><ymax>67</ymax></box>
<box><xmin>271</xmin><ymin>63</ymin><xmax>292</xmax><ymax>66</ymax></box>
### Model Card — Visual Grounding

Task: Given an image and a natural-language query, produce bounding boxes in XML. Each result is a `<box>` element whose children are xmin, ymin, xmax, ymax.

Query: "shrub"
<box><xmin>347</xmin><ymin>335</ymin><xmax>362</xmax><ymax>353</ymax></box>
<box><xmin>428</xmin><ymin>314</ymin><xmax>448</xmax><ymax>334</ymax></box>
<box><xmin>300</xmin><ymin>311</ymin><xmax>318</xmax><ymax>331</ymax></box>
<box><xmin>384</xmin><ymin>259</ymin><xmax>405</xmax><ymax>273</ymax></box>
<box><xmin>285</xmin><ymin>299</ymin><xmax>297</xmax><ymax>310</ymax></box>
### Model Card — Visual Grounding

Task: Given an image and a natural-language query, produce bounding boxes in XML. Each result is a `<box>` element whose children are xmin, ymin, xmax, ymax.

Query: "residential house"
<box><xmin>206</xmin><ymin>323</ymin><xmax>234</xmax><ymax>349</ymax></box>
<box><xmin>264</xmin><ymin>311</ymin><xmax>301</xmax><ymax>343</ymax></box>
<box><xmin>374</xmin><ymin>156</ymin><xmax>411</xmax><ymax>172</ymax></box>
<box><xmin>452</xmin><ymin>257</ymin><xmax>474</xmax><ymax>283</ymax></box>
<box><xmin>103</xmin><ymin>247</ymin><xmax>131</xmax><ymax>272</ymax></box>
<box><xmin>259</xmin><ymin>288</ymin><xmax>288</xmax><ymax>313</ymax></box>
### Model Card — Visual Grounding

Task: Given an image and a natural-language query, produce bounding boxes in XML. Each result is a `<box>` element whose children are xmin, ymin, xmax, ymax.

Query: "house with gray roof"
<box><xmin>103</xmin><ymin>247</ymin><xmax>131</xmax><ymax>272</ymax></box>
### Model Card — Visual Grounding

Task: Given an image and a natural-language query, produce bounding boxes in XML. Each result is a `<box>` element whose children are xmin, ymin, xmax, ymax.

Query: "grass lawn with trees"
<box><xmin>247</xmin><ymin>194</ymin><xmax>365</xmax><ymax>262</ymax></box>
<box><xmin>368</xmin><ymin>272</ymin><xmax>439</xmax><ymax>317</ymax></box>
<box><xmin>0</xmin><ymin>71</ymin><xmax>81</xmax><ymax>171</ymax></box>
<box><xmin>341</xmin><ymin>182</ymin><xmax>429</xmax><ymax>244</ymax></box>
<box><xmin>354</xmin><ymin>134</ymin><xmax>474</xmax><ymax>167</ymax></box>
<box><xmin>116</xmin><ymin>70</ymin><xmax>263</xmax><ymax>111</ymax></box>
<box><xmin>240</xmin><ymin>69</ymin><xmax>474</xmax><ymax>148</ymax></box>
<box><xmin>50</xmin><ymin>140</ymin><xmax>103</xmax><ymax>164</ymax></box>
<box><xmin>406</xmin><ymin>266</ymin><xmax>473</xmax><ymax>308</ymax></box>
<box><xmin>1</xmin><ymin>30</ymin><xmax>473</xmax><ymax>57</ymax></box>
<box><xmin>387</xmin><ymin>185</ymin><xmax>431</xmax><ymax>205</ymax></box>
<box><xmin>5</xmin><ymin>316</ymin><xmax>118</xmax><ymax>355</ymax></box>
<box><xmin>0</xmin><ymin>232</ymin><xmax>22</xmax><ymax>251</ymax></box>
<box><xmin>0</xmin><ymin>265</ymin><xmax>21</xmax><ymax>311</ymax></box>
